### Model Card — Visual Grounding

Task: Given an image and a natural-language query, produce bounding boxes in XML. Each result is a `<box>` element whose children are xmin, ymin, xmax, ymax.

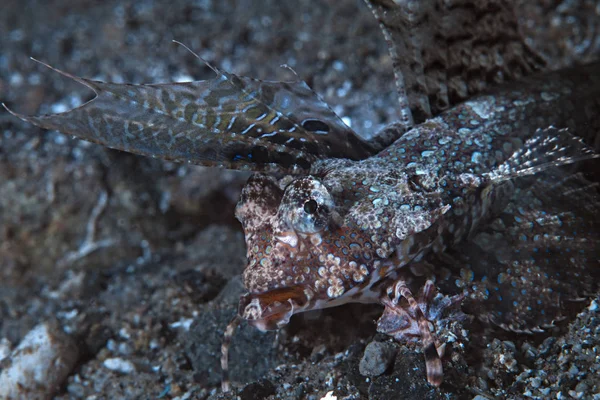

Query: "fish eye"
<box><xmin>279</xmin><ymin>177</ymin><xmax>334</xmax><ymax>234</ymax></box>
<box><xmin>303</xmin><ymin>199</ymin><xmax>318</xmax><ymax>214</ymax></box>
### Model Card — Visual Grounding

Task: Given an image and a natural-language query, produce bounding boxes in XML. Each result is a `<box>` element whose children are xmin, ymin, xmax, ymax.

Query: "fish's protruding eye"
<box><xmin>279</xmin><ymin>176</ymin><xmax>334</xmax><ymax>234</ymax></box>
<box><xmin>303</xmin><ymin>199</ymin><xmax>318</xmax><ymax>214</ymax></box>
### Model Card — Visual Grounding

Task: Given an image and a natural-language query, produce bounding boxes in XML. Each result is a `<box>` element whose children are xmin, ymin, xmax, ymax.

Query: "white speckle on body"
<box><xmin>465</xmin><ymin>97</ymin><xmax>494</xmax><ymax>119</ymax></box>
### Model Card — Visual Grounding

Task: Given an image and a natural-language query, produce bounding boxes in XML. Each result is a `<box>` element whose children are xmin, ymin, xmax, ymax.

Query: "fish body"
<box><xmin>236</xmin><ymin>62</ymin><xmax>600</xmax><ymax>325</ymax></box>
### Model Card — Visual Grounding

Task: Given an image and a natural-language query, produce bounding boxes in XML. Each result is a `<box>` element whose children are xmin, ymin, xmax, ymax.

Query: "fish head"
<box><xmin>234</xmin><ymin>162</ymin><xmax>450</xmax><ymax>329</ymax></box>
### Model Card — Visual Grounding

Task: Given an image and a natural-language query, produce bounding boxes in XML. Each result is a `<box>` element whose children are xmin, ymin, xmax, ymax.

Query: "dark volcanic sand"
<box><xmin>1</xmin><ymin>1</ymin><xmax>599</xmax><ymax>399</ymax></box>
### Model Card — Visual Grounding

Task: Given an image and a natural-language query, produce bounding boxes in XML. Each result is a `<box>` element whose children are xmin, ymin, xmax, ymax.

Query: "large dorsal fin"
<box><xmin>3</xmin><ymin>52</ymin><xmax>377</xmax><ymax>174</ymax></box>
<box><xmin>365</xmin><ymin>0</ymin><xmax>547</xmax><ymax>127</ymax></box>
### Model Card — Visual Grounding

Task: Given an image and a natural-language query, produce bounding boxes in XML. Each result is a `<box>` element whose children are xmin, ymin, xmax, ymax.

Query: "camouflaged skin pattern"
<box><xmin>237</xmin><ymin>63</ymin><xmax>600</xmax><ymax>331</ymax></box>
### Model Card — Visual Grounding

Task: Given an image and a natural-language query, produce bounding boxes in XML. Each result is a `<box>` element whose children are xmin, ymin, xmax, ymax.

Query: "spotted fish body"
<box><xmin>3</xmin><ymin>0</ymin><xmax>600</xmax><ymax>392</ymax></box>
<box><xmin>237</xmin><ymin>63</ymin><xmax>600</xmax><ymax>325</ymax></box>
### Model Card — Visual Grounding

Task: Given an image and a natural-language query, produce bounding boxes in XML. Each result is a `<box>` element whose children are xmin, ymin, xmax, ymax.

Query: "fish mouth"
<box><xmin>238</xmin><ymin>285</ymin><xmax>312</xmax><ymax>331</ymax></box>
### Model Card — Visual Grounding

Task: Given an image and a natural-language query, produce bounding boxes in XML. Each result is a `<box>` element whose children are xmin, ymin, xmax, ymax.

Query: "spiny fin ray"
<box><xmin>487</xmin><ymin>126</ymin><xmax>599</xmax><ymax>182</ymax></box>
<box><xmin>4</xmin><ymin>56</ymin><xmax>377</xmax><ymax>173</ymax></box>
<box><xmin>366</xmin><ymin>0</ymin><xmax>546</xmax><ymax>127</ymax></box>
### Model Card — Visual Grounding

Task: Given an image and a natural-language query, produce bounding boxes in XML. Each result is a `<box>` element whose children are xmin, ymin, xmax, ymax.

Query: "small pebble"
<box><xmin>575</xmin><ymin>382</ymin><xmax>588</xmax><ymax>393</ymax></box>
<box><xmin>476</xmin><ymin>376</ymin><xmax>488</xmax><ymax>391</ymax></box>
<box><xmin>568</xmin><ymin>390</ymin><xmax>582</xmax><ymax>399</ymax></box>
<box><xmin>568</xmin><ymin>365</ymin><xmax>579</xmax><ymax>377</ymax></box>
<box><xmin>0</xmin><ymin>321</ymin><xmax>79</xmax><ymax>400</ymax></box>
<box><xmin>359</xmin><ymin>341</ymin><xmax>397</xmax><ymax>377</ymax></box>
<box><xmin>503</xmin><ymin>341</ymin><xmax>516</xmax><ymax>352</ymax></box>
<box><xmin>103</xmin><ymin>357</ymin><xmax>136</xmax><ymax>374</ymax></box>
